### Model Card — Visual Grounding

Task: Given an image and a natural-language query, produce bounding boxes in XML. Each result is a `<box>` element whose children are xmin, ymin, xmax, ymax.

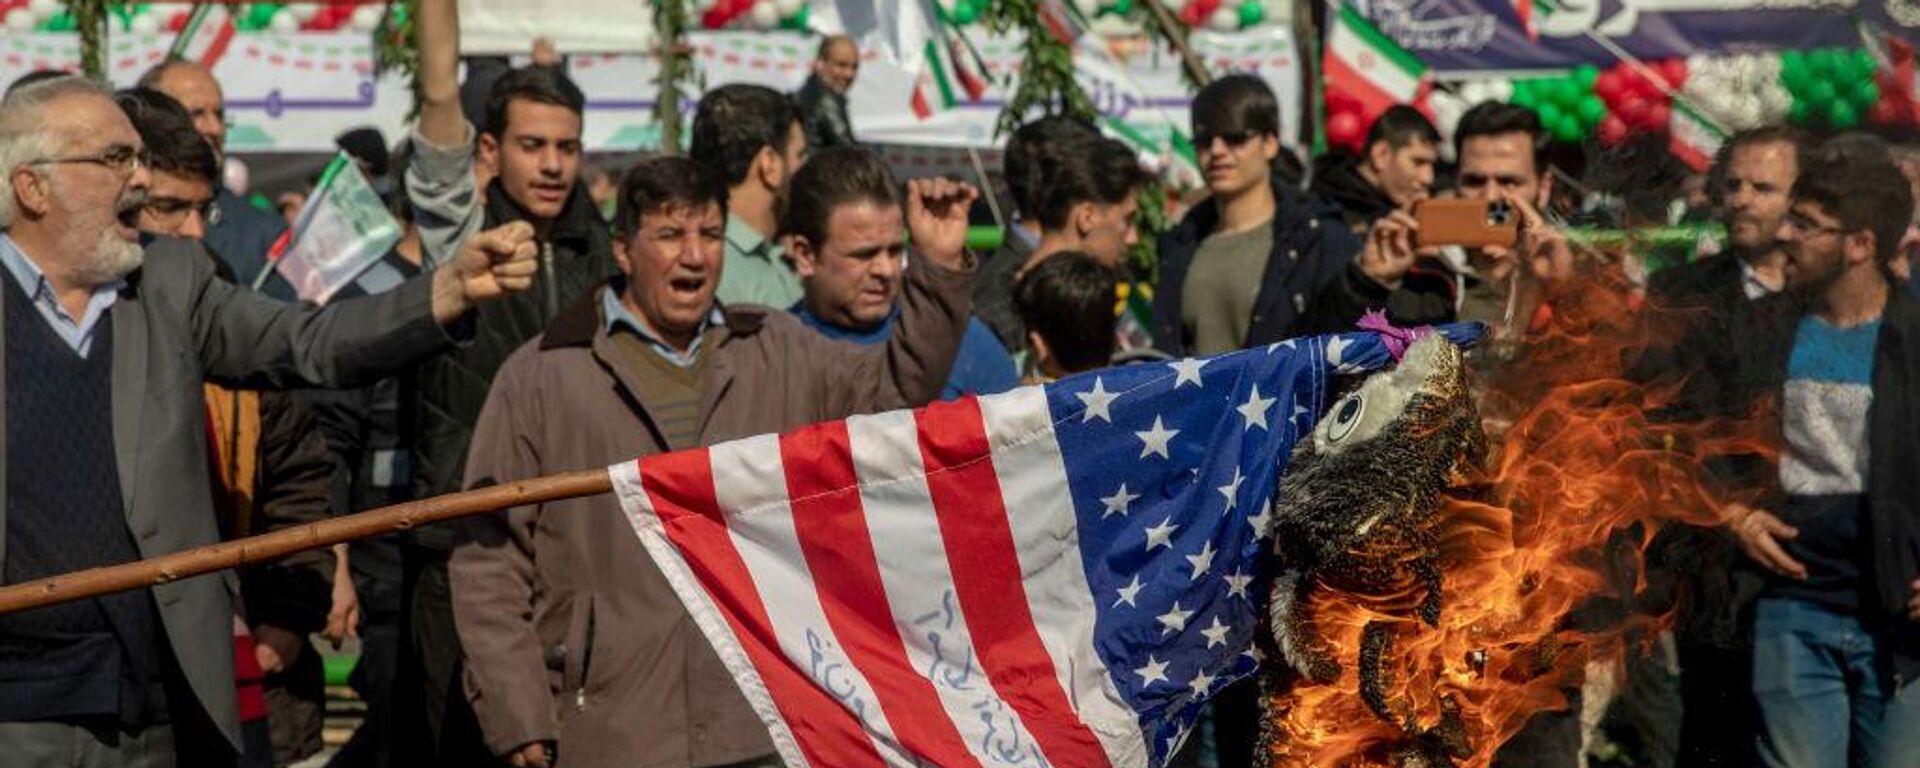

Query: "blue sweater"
<box><xmin>792</xmin><ymin>304</ymin><xmax>1019</xmax><ymax>400</ymax></box>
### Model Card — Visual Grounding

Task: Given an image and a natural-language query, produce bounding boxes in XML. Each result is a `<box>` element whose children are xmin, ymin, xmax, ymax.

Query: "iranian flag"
<box><xmin>1668</xmin><ymin>100</ymin><xmax>1723</xmax><ymax>173</ymax></box>
<box><xmin>911</xmin><ymin>22</ymin><xmax>988</xmax><ymax>120</ymax></box>
<box><xmin>1323</xmin><ymin>4</ymin><xmax>1432</xmax><ymax>122</ymax></box>
<box><xmin>168</xmin><ymin>4</ymin><xmax>237</xmax><ymax>70</ymax></box>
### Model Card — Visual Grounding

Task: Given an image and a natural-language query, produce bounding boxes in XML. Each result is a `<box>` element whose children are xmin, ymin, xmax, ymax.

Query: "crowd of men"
<box><xmin>0</xmin><ymin>0</ymin><xmax>1918</xmax><ymax>765</ymax></box>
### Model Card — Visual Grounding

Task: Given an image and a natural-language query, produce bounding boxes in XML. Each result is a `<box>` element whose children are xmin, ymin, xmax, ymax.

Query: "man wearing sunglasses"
<box><xmin>1151</xmin><ymin>74</ymin><xmax>1357</xmax><ymax>360</ymax></box>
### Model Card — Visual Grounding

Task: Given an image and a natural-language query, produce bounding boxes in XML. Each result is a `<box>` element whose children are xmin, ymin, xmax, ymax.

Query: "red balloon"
<box><xmin>701</xmin><ymin>7</ymin><xmax>731</xmax><ymax>28</ymax></box>
<box><xmin>1594</xmin><ymin>70</ymin><xmax>1623</xmax><ymax>102</ymax></box>
<box><xmin>1598</xmin><ymin>115</ymin><xmax>1630</xmax><ymax>147</ymax></box>
<box><xmin>1645</xmin><ymin>102</ymin><xmax>1671</xmax><ymax>130</ymax></box>
<box><xmin>1179</xmin><ymin>2</ymin><xmax>1205</xmax><ymax>25</ymax></box>
<box><xmin>1660</xmin><ymin>59</ymin><xmax>1688</xmax><ymax>89</ymax></box>
<box><xmin>166</xmin><ymin>10</ymin><xmax>190</xmax><ymax>32</ymax></box>
<box><xmin>1616</xmin><ymin>95</ymin><xmax>1649</xmax><ymax>127</ymax></box>
<box><xmin>1326</xmin><ymin>110</ymin><xmax>1365</xmax><ymax>151</ymax></box>
<box><xmin>1871</xmin><ymin>99</ymin><xmax>1902</xmax><ymax>126</ymax></box>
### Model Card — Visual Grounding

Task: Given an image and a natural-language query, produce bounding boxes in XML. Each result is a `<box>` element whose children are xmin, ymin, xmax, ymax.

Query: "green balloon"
<box><xmin>953</xmin><ymin>3</ymin><xmax>978</xmax><ymax>23</ymax></box>
<box><xmin>1575</xmin><ymin>64</ymin><xmax>1600</xmax><ymax>87</ymax></box>
<box><xmin>1855</xmin><ymin>80</ymin><xmax>1882</xmax><ymax>107</ymax></box>
<box><xmin>1511</xmin><ymin>85</ymin><xmax>1537</xmax><ymax>109</ymax></box>
<box><xmin>1808</xmin><ymin>49</ymin><xmax>1839</xmax><ymax>76</ymax></box>
<box><xmin>1577</xmin><ymin>94</ymin><xmax>1606</xmax><ymax>125</ymax></box>
<box><xmin>1111</xmin><ymin>0</ymin><xmax>1136</xmax><ymax>14</ymax></box>
<box><xmin>1826</xmin><ymin>99</ymin><xmax>1860</xmax><ymax>129</ymax></box>
<box><xmin>1804</xmin><ymin>79</ymin><xmax>1837</xmax><ymax>107</ymax></box>
<box><xmin>1788</xmin><ymin>100</ymin><xmax>1813</xmax><ymax>125</ymax></box>
<box><xmin>1238</xmin><ymin>1</ymin><xmax>1265</xmax><ymax>27</ymax></box>
<box><xmin>779</xmin><ymin>4</ymin><xmax>811</xmax><ymax>29</ymax></box>
<box><xmin>1853</xmin><ymin>50</ymin><xmax>1880</xmax><ymax>80</ymax></box>
<box><xmin>1551</xmin><ymin>114</ymin><xmax>1584</xmax><ymax>143</ymax></box>
<box><xmin>1536</xmin><ymin>101</ymin><xmax>1565</xmax><ymax>128</ymax></box>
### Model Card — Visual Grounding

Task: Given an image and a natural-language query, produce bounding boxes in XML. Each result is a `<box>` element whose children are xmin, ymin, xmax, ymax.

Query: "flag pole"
<box><xmin>0</xmin><ymin>468</ymin><xmax>615</xmax><ymax>616</ymax></box>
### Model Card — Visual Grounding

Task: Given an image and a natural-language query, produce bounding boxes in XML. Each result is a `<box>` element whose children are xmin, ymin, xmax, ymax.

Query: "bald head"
<box><xmin>814</xmin><ymin>35</ymin><xmax>858</xmax><ymax>95</ymax></box>
<box><xmin>141</xmin><ymin>59</ymin><xmax>226</xmax><ymax>158</ymax></box>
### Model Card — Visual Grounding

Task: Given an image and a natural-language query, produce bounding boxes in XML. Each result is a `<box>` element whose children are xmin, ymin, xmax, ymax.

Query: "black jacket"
<box><xmin>403</xmin><ymin>181</ymin><xmax>617</xmax><ymax>548</ymax></box>
<box><xmin>1695</xmin><ymin>288</ymin><xmax>1920</xmax><ymax>681</ymax></box>
<box><xmin>1309</xmin><ymin>153</ymin><xmax>1395</xmax><ymax>235</ymax></box>
<box><xmin>1151</xmin><ymin>179</ymin><xmax>1359</xmax><ymax>356</ymax></box>
<box><xmin>796</xmin><ymin>74</ymin><xmax>856</xmax><ymax>149</ymax></box>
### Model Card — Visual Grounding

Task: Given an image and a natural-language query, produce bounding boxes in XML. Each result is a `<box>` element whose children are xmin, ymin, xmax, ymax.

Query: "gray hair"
<box><xmin>0</xmin><ymin>75</ymin><xmax>112</xmax><ymax>230</ymax></box>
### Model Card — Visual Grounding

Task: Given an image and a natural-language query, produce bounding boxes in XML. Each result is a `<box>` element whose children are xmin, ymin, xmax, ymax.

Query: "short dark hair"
<box><xmin>1014</xmin><ymin>251</ymin><xmax>1118</xmax><ymax>374</ymax></box>
<box><xmin>1792</xmin><ymin>135</ymin><xmax>1913</xmax><ymax>264</ymax></box>
<box><xmin>483</xmin><ymin>65</ymin><xmax>586</xmax><ymax>137</ymax></box>
<box><xmin>1365</xmin><ymin>105</ymin><xmax>1439</xmax><ymax>152</ymax></box>
<box><xmin>1721</xmin><ymin>125</ymin><xmax>1810</xmax><ymax>166</ymax></box>
<box><xmin>779</xmin><ymin>146</ymin><xmax>900</xmax><ymax>251</ymax></box>
<box><xmin>1453</xmin><ymin>101</ymin><xmax>1546</xmax><ymax>172</ymax></box>
<box><xmin>1004</xmin><ymin>115</ymin><xmax>1099</xmax><ymax>219</ymax></box>
<box><xmin>614</xmin><ymin>155</ymin><xmax>730</xmax><ymax>239</ymax></box>
<box><xmin>1191</xmin><ymin>74</ymin><xmax>1280</xmax><ymax>141</ymax></box>
<box><xmin>690</xmin><ymin>84</ymin><xmax>804</xmax><ymax>188</ymax></box>
<box><xmin>1035</xmin><ymin>137</ymin><xmax>1149</xmax><ymax>231</ymax></box>
<box><xmin>113</xmin><ymin>87</ymin><xmax>219</xmax><ymax>184</ymax></box>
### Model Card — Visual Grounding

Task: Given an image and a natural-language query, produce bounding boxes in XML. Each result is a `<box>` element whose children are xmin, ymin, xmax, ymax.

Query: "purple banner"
<box><xmin>1347</xmin><ymin>0</ymin><xmax>1909</xmax><ymax>74</ymax></box>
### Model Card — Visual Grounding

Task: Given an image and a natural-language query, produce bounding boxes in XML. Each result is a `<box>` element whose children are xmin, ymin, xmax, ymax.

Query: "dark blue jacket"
<box><xmin>1151</xmin><ymin>178</ymin><xmax>1359</xmax><ymax>356</ymax></box>
<box><xmin>792</xmin><ymin>304</ymin><xmax>1019</xmax><ymax>400</ymax></box>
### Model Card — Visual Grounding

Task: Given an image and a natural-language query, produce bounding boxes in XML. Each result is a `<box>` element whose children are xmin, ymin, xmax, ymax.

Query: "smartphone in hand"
<box><xmin>1412</xmin><ymin>198</ymin><xmax>1520</xmax><ymax>249</ymax></box>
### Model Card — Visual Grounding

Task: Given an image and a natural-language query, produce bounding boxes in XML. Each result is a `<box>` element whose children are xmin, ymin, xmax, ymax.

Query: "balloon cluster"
<box><xmin>0</xmin><ymin>1</ymin><xmax>389</xmax><ymax>35</ymax></box>
<box><xmin>1870</xmin><ymin>44</ymin><xmax>1920</xmax><ymax>128</ymax></box>
<box><xmin>1593</xmin><ymin>58</ymin><xmax>1685</xmax><ymax>146</ymax></box>
<box><xmin>1163</xmin><ymin>0</ymin><xmax>1282</xmax><ymax>30</ymax></box>
<box><xmin>1781</xmin><ymin>48</ymin><xmax>1878</xmax><ymax>130</ymax></box>
<box><xmin>1676</xmin><ymin>53</ymin><xmax>1792</xmax><ymax>134</ymax></box>
<box><xmin>697</xmin><ymin>0</ymin><xmax>809</xmax><ymax>30</ymax></box>
<box><xmin>1321</xmin><ymin>89</ymin><xmax>1370</xmax><ymax>154</ymax></box>
<box><xmin>1511</xmin><ymin>65</ymin><xmax>1605</xmax><ymax>144</ymax></box>
<box><xmin>935</xmin><ymin>0</ymin><xmax>991</xmax><ymax>25</ymax></box>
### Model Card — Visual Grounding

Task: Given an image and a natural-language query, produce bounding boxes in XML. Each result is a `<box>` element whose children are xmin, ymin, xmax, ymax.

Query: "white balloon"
<box><xmin>774</xmin><ymin>0</ymin><xmax>806</xmax><ymax>17</ymax></box>
<box><xmin>27</xmin><ymin>0</ymin><xmax>59</xmax><ymax>21</ymax></box>
<box><xmin>4</xmin><ymin>9</ymin><xmax>35</xmax><ymax>32</ymax></box>
<box><xmin>350</xmin><ymin>5</ymin><xmax>386</xmax><ymax>31</ymax></box>
<box><xmin>129</xmin><ymin>12</ymin><xmax>160</xmax><ymax>34</ymax></box>
<box><xmin>1073</xmin><ymin>0</ymin><xmax>1102</xmax><ymax>18</ymax></box>
<box><xmin>1163</xmin><ymin>0</ymin><xmax>1189</xmax><ymax>13</ymax></box>
<box><xmin>749</xmin><ymin>0</ymin><xmax>780</xmax><ymax>28</ymax></box>
<box><xmin>288</xmin><ymin>4</ymin><xmax>320</xmax><ymax>23</ymax></box>
<box><xmin>269</xmin><ymin>10</ymin><xmax>300</xmax><ymax>33</ymax></box>
<box><xmin>696</xmin><ymin>0</ymin><xmax>722</xmax><ymax>11</ymax></box>
<box><xmin>1206</xmin><ymin>6</ymin><xmax>1237</xmax><ymax>30</ymax></box>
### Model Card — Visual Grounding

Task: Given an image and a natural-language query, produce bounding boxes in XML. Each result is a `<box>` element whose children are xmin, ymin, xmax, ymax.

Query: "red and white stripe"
<box><xmin>614</xmin><ymin>390</ymin><xmax>1149</xmax><ymax>767</ymax></box>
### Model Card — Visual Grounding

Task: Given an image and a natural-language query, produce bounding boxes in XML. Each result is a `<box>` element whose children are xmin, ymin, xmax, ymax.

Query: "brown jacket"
<box><xmin>450</xmin><ymin>258</ymin><xmax>975</xmax><ymax>767</ymax></box>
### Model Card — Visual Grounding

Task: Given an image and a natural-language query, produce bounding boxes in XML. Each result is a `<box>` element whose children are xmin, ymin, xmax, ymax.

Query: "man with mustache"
<box><xmin>451</xmin><ymin>152</ymin><xmax>979</xmax><ymax>768</ymax></box>
<box><xmin>0</xmin><ymin>75</ymin><xmax>538</xmax><ymax>768</ymax></box>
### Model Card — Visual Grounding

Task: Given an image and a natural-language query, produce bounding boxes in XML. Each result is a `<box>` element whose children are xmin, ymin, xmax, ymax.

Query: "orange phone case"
<box><xmin>1412</xmin><ymin>198</ymin><xmax>1519</xmax><ymax>248</ymax></box>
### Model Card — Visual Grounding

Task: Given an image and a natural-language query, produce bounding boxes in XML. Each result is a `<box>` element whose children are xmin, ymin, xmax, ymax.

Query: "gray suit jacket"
<box><xmin>0</xmin><ymin>236</ymin><xmax>457</xmax><ymax>747</ymax></box>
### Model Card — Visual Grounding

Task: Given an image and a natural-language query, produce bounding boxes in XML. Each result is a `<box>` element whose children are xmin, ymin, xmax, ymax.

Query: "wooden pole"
<box><xmin>1137</xmin><ymin>0</ymin><xmax>1212</xmax><ymax>88</ymax></box>
<box><xmin>0</xmin><ymin>469</ymin><xmax>614</xmax><ymax>616</ymax></box>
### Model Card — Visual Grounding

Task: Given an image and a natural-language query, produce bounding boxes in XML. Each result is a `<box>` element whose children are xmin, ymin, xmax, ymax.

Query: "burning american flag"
<box><xmin>610</xmin><ymin>324</ymin><xmax>1483</xmax><ymax>768</ymax></box>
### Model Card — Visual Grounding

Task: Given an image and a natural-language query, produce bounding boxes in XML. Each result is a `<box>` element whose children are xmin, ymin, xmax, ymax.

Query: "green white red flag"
<box><xmin>1323</xmin><ymin>4</ymin><xmax>1432</xmax><ymax>123</ymax></box>
<box><xmin>168</xmin><ymin>4</ymin><xmax>236</xmax><ymax>70</ymax></box>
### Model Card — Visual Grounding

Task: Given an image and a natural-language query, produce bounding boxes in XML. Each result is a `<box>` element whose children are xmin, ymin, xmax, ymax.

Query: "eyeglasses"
<box><xmin>143</xmin><ymin>195</ymin><xmax>215</xmax><ymax>223</ymax></box>
<box><xmin>1194</xmin><ymin>130</ymin><xmax>1261</xmax><ymax>151</ymax></box>
<box><xmin>1782</xmin><ymin>211</ymin><xmax>1845</xmax><ymax>238</ymax></box>
<box><xmin>29</xmin><ymin>144</ymin><xmax>149</xmax><ymax>176</ymax></box>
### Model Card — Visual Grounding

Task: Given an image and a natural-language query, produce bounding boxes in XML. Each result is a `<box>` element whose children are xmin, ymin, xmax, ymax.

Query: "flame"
<box><xmin>1263</xmin><ymin>260</ymin><xmax>1780</xmax><ymax>766</ymax></box>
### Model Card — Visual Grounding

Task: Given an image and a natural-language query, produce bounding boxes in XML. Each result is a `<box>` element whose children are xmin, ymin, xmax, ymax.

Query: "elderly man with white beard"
<box><xmin>0</xmin><ymin>76</ymin><xmax>541</xmax><ymax>768</ymax></box>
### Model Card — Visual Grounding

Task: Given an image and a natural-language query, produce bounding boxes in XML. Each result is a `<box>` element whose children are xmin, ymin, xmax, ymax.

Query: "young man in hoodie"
<box><xmin>1310</xmin><ymin>105</ymin><xmax>1439</xmax><ymax>234</ymax></box>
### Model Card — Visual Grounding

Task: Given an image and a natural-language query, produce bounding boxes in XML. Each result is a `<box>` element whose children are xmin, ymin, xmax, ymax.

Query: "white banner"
<box><xmin>1</xmin><ymin>32</ymin><xmax>413</xmax><ymax>154</ymax></box>
<box><xmin>1</xmin><ymin>29</ymin><xmax>1300</xmax><ymax>158</ymax></box>
<box><xmin>458</xmin><ymin>0</ymin><xmax>654</xmax><ymax>55</ymax></box>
